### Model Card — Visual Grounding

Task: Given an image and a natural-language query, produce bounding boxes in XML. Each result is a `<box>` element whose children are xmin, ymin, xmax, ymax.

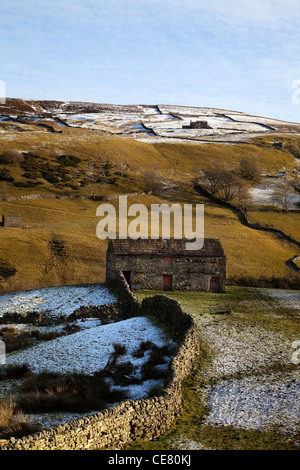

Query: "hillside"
<box><xmin>1</xmin><ymin>98</ymin><xmax>300</xmax><ymax>142</ymax></box>
<box><xmin>0</xmin><ymin>98</ymin><xmax>299</xmax><ymax>294</ymax></box>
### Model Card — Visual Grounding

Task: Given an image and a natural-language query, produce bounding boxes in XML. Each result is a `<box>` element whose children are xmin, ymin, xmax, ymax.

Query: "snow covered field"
<box><xmin>195</xmin><ymin>304</ymin><xmax>300</xmax><ymax>439</ymax></box>
<box><xmin>250</xmin><ymin>180</ymin><xmax>300</xmax><ymax>208</ymax></box>
<box><xmin>0</xmin><ymin>284</ymin><xmax>175</xmax><ymax>431</ymax></box>
<box><xmin>0</xmin><ymin>284</ymin><xmax>116</xmax><ymax>320</ymax></box>
<box><xmin>46</xmin><ymin>103</ymin><xmax>297</xmax><ymax>142</ymax></box>
<box><xmin>6</xmin><ymin>316</ymin><xmax>173</xmax><ymax>397</ymax></box>
<box><xmin>205</xmin><ymin>371</ymin><xmax>299</xmax><ymax>435</ymax></box>
<box><xmin>261</xmin><ymin>289</ymin><xmax>300</xmax><ymax>312</ymax></box>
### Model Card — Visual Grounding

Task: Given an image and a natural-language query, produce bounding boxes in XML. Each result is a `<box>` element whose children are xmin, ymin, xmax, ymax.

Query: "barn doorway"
<box><xmin>163</xmin><ymin>274</ymin><xmax>172</xmax><ymax>291</ymax></box>
<box><xmin>210</xmin><ymin>276</ymin><xmax>220</xmax><ymax>293</ymax></box>
<box><xmin>122</xmin><ymin>270</ymin><xmax>131</xmax><ymax>289</ymax></box>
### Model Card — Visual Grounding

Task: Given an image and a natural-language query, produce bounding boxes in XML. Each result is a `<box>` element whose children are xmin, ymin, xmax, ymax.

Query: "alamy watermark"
<box><xmin>96</xmin><ymin>195</ymin><xmax>204</xmax><ymax>250</ymax></box>
<box><xmin>291</xmin><ymin>340</ymin><xmax>300</xmax><ymax>365</ymax></box>
<box><xmin>0</xmin><ymin>80</ymin><xmax>6</xmax><ymax>105</ymax></box>
<box><xmin>0</xmin><ymin>340</ymin><xmax>5</xmax><ymax>365</ymax></box>
<box><xmin>292</xmin><ymin>80</ymin><xmax>300</xmax><ymax>105</ymax></box>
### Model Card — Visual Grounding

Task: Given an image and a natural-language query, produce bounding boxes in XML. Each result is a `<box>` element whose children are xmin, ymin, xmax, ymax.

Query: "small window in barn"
<box><xmin>163</xmin><ymin>256</ymin><xmax>172</xmax><ymax>265</ymax></box>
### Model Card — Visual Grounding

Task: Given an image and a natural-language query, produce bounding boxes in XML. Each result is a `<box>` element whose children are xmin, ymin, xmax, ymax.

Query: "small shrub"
<box><xmin>140</xmin><ymin>361</ymin><xmax>165</xmax><ymax>381</ymax></box>
<box><xmin>112</xmin><ymin>343</ymin><xmax>127</xmax><ymax>356</ymax></box>
<box><xmin>22</xmin><ymin>170</ymin><xmax>41</xmax><ymax>180</ymax></box>
<box><xmin>147</xmin><ymin>383</ymin><xmax>164</xmax><ymax>398</ymax></box>
<box><xmin>133</xmin><ymin>340</ymin><xmax>157</xmax><ymax>358</ymax></box>
<box><xmin>0</xmin><ymin>328</ymin><xmax>31</xmax><ymax>352</ymax></box>
<box><xmin>0</xmin><ymin>168</ymin><xmax>14</xmax><ymax>182</ymax></box>
<box><xmin>62</xmin><ymin>323</ymin><xmax>81</xmax><ymax>334</ymax></box>
<box><xmin>13</xmin><ymin>181</ymin><xmax>42</xmax><ymax>188</ymax></box>
<box><xmin>148</xmin><ymin>348</ymin><xmax>167</xmax><ymax>366</ymax></box>
<box><xmin>21</xmin><ymin>154</ymin><xmax>41</xmax><ymax>172</ymax></box>
<box><xmin>109</xmin><ymin>361</ymin><xmax>140</xmax><ymax>386</ymax></box>
<box><xmin>57</xmin><ymin>155</ymin><xmax>81</xmax><ymax>167</ymax></box>
<box><xmin>21</xmin><ymin>372</ymin><xmax>67</xmax><ymax>394</ymax></box>
<box><xmin>1</xmin><ymin>363</ymin><xmax>31</xmax><ymax>380</ymax></box>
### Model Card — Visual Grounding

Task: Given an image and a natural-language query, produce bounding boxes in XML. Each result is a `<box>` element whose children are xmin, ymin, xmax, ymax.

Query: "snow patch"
<box><xmin>0</xmin><ymin>284</ymin><xmax>117</xmax><ymax>319</ymax></box>
<box><xmin>6</xmin><ymin>316</ymin><xmax>175</xmax><ymax>401</ymax></box>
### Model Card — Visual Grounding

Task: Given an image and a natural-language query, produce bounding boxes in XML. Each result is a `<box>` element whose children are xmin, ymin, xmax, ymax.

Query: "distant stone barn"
<box><xmin>106</xmin><ymin>238</ymin><xmax>226</xmax><ymax>292</ymax></box>
<box><xmin>2</xmin><ymin>214</ymin><xmax>22</xmax><ymax>227</ymax></box>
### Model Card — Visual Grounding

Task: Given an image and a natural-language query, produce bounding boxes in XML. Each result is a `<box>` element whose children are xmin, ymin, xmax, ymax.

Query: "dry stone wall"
<box><xmin>0</xmin><ymin>272</ymin><xmax>200</xmax><ymax>450</ymax></box>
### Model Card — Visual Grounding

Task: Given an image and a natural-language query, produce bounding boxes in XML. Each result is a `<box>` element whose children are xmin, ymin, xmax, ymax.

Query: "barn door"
<box><xmin>122</xmin><ymin>271</ymin><xmax>131</xmax><ymax>289</ymax></box>
<box><xmin>163</xmin><ymin>274</ymin><xmax>172</xmax><ymax>291</ymax></box>
<box><xmin>210</xmin><ymin>276</ymin><xmax>220</xmax><ymax>293</ymax></box>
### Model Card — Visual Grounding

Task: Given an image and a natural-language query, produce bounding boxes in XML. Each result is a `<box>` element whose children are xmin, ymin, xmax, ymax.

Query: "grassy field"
<box><xmin>128</xmin><ymin>287</ymin><xmax>300</xmax><ymax>450</ymax></box>
<box><xmin>0</xmin><ymin>126</ymin><xmax>298</xmax><ymax>197</ymax></box>
<box><xmin>248</xmin><ymin>210</ymin><xmax>300</xmax><ymax>241</ymax></box>
<box><xmin>0</xmin><ymin>128</ymin><xmax>299</xmax><ymax>294</ymax></box>
<box><xmin>134</xmin><ymin>286</ymin><xmax>300</xmax><ymax>331</ymax></box>
<box><xmin>0</xmin><ymin>186</ymin><xmax>299</xmax><ymax>293</ymax></box>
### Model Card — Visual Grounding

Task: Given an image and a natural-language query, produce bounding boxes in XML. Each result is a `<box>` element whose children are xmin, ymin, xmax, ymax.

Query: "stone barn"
<box><xmin>182</xmin><ymin>120</ymin><xmax>211</xmax><ymax>129</ymax></box>
<box><xmin>106</xmin><ymin>238</ymin><xmax>226</xmax><ymax>292</ymax></box>
<box><xmin>2</xmin><ymin>214</ymin><xmax>22</xmax><ymax>227</ymax></box>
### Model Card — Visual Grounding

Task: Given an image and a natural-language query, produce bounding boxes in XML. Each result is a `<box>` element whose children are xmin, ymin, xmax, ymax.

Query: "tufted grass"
<box><xmin>0</xmin><ymin>397</ymin><xmax>40</xmax><ymax>439</ymax></box>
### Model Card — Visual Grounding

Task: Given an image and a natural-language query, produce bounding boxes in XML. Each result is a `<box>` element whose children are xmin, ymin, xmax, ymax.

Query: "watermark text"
<box><xmin>291</xmin><ymin>340</ymin><xmax>300</xmax><ymax>365</ymax></box>
<box><xmin>0</xmin><ymin>340</ymin><xmax>5</xmax><ymax>365</ymax></box>
<box><xmin>292</xmin><ymin>80</ymin><xmax>300</xmax><ymax>105</ymax></box>
<box><xmin>0</xmin><ymin>80</ymin><xmax>6</xmax><ymax>105</ymax></box>
<box><xmin>96</xmin><ymin>196</ymin><xmax>204</xmax><ymax>250</ymax></box>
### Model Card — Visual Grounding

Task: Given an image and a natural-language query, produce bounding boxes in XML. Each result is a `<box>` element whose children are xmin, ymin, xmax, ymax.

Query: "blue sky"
<box><xmin>0</xmin><ymin>0</ymin><xmax>300</xmax><ymax>122</ymax></box>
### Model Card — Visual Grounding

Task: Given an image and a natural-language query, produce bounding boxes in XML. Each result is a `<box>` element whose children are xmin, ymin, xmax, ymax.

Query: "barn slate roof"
<box><xmin>109</xmin><ymin>238</ymin><xmax>225</xmax><ymax>257</ymax></box>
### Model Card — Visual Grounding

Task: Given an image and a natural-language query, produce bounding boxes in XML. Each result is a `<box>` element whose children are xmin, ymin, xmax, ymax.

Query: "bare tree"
<box><xmin>217</xmin><ymin>170</ymin><xmax>242</xmax><ymax>202</ymax></box>
<box><xmin>199</xmin><ymin>169</ymin><xmax>223</xmax><ymax>195</ymax></box>
<box><xmin>144</xmin><ymin>164</ymin><xmax>162</xmax><ymax>194</ymax></box>
<box><xmin>199</xmin><ymin>169</ymin><xmax>244</xmax><ymax>202</ymax></box>
<box><xmin>235</xmin><ymin>181</ymin><xmax>253</xmax><ymax>223</ymax></box>
<box><xmin>239</xmin><ymin>156</ymin><xmax>259</xmax><ymax>181</ymax></box>
<box><xmin>273</xmin><ymin>179</ymin><xmax>294</xmax><ymax>212</ymax></box>
<box><xmin>85</xmin><ymin>161</ymin><xmax>104</xmax><ymax>199</ymax></box>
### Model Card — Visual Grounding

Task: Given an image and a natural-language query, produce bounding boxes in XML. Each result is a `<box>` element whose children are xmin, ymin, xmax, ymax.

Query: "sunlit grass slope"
<box><xmin>0</xmin><ymin>188</ymin><xmax>299</xmax><ymax>294</ymax></box>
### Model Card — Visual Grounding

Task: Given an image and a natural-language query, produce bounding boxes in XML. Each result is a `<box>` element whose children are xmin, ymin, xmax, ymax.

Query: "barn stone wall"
<box><xmin>107</xmin><ymin>251</ymin><xmax>226</xmax><ymax>292</ymax></box>
<box><xmin>0</xmin><ymin>272</ymin><xmax>200</xmax><ymax>451</ymax></box>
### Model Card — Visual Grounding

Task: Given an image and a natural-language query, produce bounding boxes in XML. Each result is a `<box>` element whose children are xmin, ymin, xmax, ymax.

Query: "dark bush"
<box><xmin>132</xmin><ymin>340</ymin><xmax>157</xmax><ymax>358</ymax></box>
<box><xmin>108</xmin><ymin>361</ymin><xmax>140</xmax><ymax>386</ymax></box>
<box><xmin>0</xmin><ymin>168</ymin><xmax>14</xmax><ymax>181</ymax></box>
<box><xmin>0</xmin><ymin>260</ymin><xmax>17</xmax><ymax>280</ymax></box>
<box><xmin>13</xmin><ymin>181</ymin><xmax>42</xmax><ymax>187</ymax></box>
<box><xmin>18</xmin><ymin>369</ymin><xmax>128</xmax><ymax>413</ymax></box>
<box><xmin>0</xmin><ymin>363</ymin><xmax>32</xmax><ymax>380</ymax></box>
<box><xmin>0</xmin><ymin>328</ymin><xmax>31</xmax><ymax>352</ymax></box>
<box><xmin>0</xmin><ymin>150</ymin><xmax>24</xmax><ymax>164</ymax></box>
<box><xmin>22</xmin><ymin>171</ymin><xmax>41</xmax><ymax>180</ymax></box>
<box><xmin>57</xmin><ymin>155</ymin><xmax>81</xmax><ymax>167</ymax></box>
<box><xmin>112</xmin><ymin>343</ymin><xmax>127</xmax><ymax>356</ymax></box>
<box><xmin>140</xmin><ymin>361</ymin><xmax>165</xmax><ymax>381</ymax></box>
